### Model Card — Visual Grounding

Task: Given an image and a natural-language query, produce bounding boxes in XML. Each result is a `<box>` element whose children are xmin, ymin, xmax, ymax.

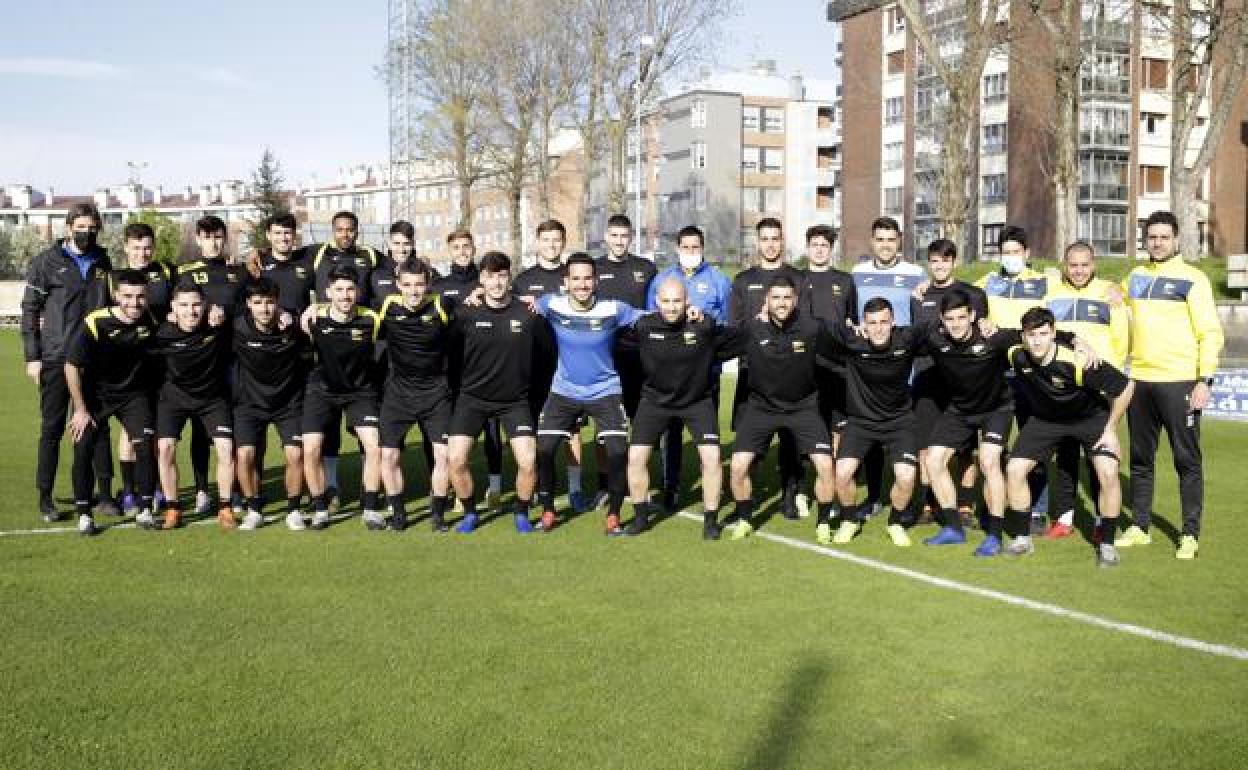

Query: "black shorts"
<box><xmin>302</xmin><ymin>384</ymin><xmax>380</xmax><ymax>436</ymax></box>
<box><xmin>537</xmin><ymin>392</ymin><xmax>628</xmax><ymax>443</ymax></box>
<box><xmin>234</xmin><ymin>401</ymin><xmax>303</xmax><ymax>448</ymax></box>
<box><xmin>451</xmin><ymin>393</ymin><xmax>535</xmax><ymax>440</ymax></box>
<box><xmin>911</xmin><ymin>367</ymin><xmax>951</xmax><ymax>450</ymax></box>
<box><xmin>838</xmin><ymin>415</ymin><xmax>919</xmax><ymax>466</ymax></box>
<box><xmin>380</xmin><ymin>383</ymin><xmax>452</xmax><ymax>449</ymax></box>
<box><xmin>928</xmin><ymin>406</ymin><xmax>1013</xmax><ymax>451</ymax></box>
<box><xmin>816</xmin><ymin>367</ymin><xmax>849</xmax><ymax>432</ymax></box>
<box><xmin>732</xmin><ymin>402</ymin><xmax>832</xmax><ymax>456</ymax></box>
<box><xmin>91</xmin><ymin>392</ymin><xmax>155</xmax><ymax>442</ymax></box>
<box><xmin>630</xmin><ymin>397</ymin><xmax>720</xmax><ymax>448</ymax></box>
<box><xmin>1011</xmin><ymin>413</ymin><xmax>1116</xmax><ymax>464</ymax></box>
<box><xmin>615</xmin><ymin>352</ymin><xmax>645</xmax><ymax>418</ymax></box>
<box><xmin>158</xmin><ymin>389</ymin><xmax>233</xmax><ymax>441</ymax></box>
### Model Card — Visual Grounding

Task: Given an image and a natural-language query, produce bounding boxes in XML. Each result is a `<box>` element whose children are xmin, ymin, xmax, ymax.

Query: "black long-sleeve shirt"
<box><xmin>802</xmin><ymin>267</ymin><xmax>857</xmax><ymax>372</ymax></box>
<box><xmin>309</xmin><ymin>242</ymin><xmax>381</xmax><ymax>305</ymax></box>
<box><xmin>307</xmin><ymin>306</ymin><xmax>382</xmax><ymax>395</ymax></box>
<box><xmin>451</xmin><ymin>298</ymin><xmax>543</xmax><ymax>403</ymax></box>
<box><xmin>596</xmin><ymin>254</ymin><xmax>656</xmax><ymax>308</ymax></box>
<box><xmin>152</xmin><ymin>318</ymin><xmax>232</xmax><ymax>401</ymax></box>
<box><xmin>108</xmin><ymin>261</ymin><xmax>177</xmax><ymax>321</ymax></box>
<box><xmin>634</xmin><ymin>314</ymin><xmax>741</xmax><ymax>408</ymax></box>
<box><xmin>260</xmin><ymin>252</ymin><xmax>315</xmax><ymax>315</ymax></box>
<box><xmin>66</xmin><ymin>308</ymin><xmax>157</xmax><ymax>402</ymax></box>
<box><xmin>823</xmin><ymin>323</ymin><xmax>923</xmax><ymax>422</ymax></box>
<box><xmin>513</xmin><ymin>262</ymin><xmax>565</xmax><ymax>381</ymax></box>
<box><xmin>232</xmin><ymin>313</ymin><xmax>309</xmax><ymax>410</ymax></box>
<box><xmin>911</xmin><ymin>280</ymin><xmax>990</xmax><ymax>373</ymax></box>
<box><xmin>727</xmin><ymin>264</ymin><xmax>806</xmax><ymax>328</ymax></box>
<box><xmin>433</xmin><ymin>261</ymin><xmax>481</xmax><ymax>303</ymax></box>
<box><xmin>738</xmin><ymin>312</ymin><xmax>831</xmax><ymax>412</ymax></box>
<box><xmin>21</xmin><ymin>241</ymin><xmax>112</xmax><ymax>363</ymax></box>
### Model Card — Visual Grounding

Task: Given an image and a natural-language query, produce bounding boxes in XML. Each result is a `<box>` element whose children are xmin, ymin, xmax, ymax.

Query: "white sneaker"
<box><xmin>362</xmin><ymin>510</ymin><xmax>387</xmax><ymax>530</ymax></box>
<box><xmin>286</xmin><ymin>511</ymin><xmax>307</xmax><ymax>531</ymax></box>
<box><xmin>135</xmin><ymin>509</ymin><xmax>156</xmax><ymax>530</ymax></box>
<box><xmin>78</xmin><ymin>514</ymin><xmax>98</xmax><ymax>536</ymax></box>
<box><xmin>794</xmin><ymin>493</ymin><xmax>811</xmax><ymax>519</ymax></box>
<box><xmin>194</xmin><ymin>489</ymin><xmax>213</xmax><ymax>516</ymax></box>
<box><xmin>1006</xmin><ymin>535</ymin><xmax>1035</xmax><ymax>556</ymax></box>
<box><xmin>309</xmin><ymin>511</ymin><xmax>330</xmax><ymax>530</ymax></box>
<box><xmin>239</xmin><ymin>511</ymin><xmax>264</xmax><ymax>531</ymax></box>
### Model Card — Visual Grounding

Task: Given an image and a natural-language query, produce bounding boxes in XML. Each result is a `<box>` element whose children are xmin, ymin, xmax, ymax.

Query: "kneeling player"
<box><xmin>446</xmin><ymin>251</ymin><xmax>542</xmax><ymax>533</ymax></box>
<box><xmin>377</xmin><ymin>257</ymin><xmax>455</xmax><ymax>532</ymax></box>
<box><xmin>1003</xmin><ymin>308</ymin><xmax>1132</xmax><ymax>566</ymax></box>
<box><xmin>628</xmin><ymin>278</ymin><xmax>739</xmax><ymax>538</ymax></box>
<box><xmin>152</xmin><ymin>285</ymin><xmax>236</xmax><ymax>529</ymax></box>
<box><xmin>301</xmin><ymin>266</ymin><xmax>385</xmax><ymax>530</ymax></box>
<box><xmin>233</xmin><ymin>278</ymin><xmax>309</xmax><ymax>530</ymax></box>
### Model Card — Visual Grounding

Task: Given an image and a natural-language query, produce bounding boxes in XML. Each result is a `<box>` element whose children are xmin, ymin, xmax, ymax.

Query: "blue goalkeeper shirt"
<box><xmin>850</xmin><ymin>257</ymin><xmax>926</xmax><ymax>326</ymax></box>
<box><xmin>535</xmin><ymin>293</ymin><xmax>646</xmax><ymax>401</ymax></box>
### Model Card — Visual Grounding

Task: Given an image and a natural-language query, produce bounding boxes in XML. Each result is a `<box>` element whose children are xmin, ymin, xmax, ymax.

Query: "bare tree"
<box><xmin>899</xmin><ymin>0</ymin><xmax>1010</xmax><ymax>258</ymax></box>
<box><xmin>1162</xmin><ymin>0</ymin><xmax>1248</xmax><ymax>258</ymax></box>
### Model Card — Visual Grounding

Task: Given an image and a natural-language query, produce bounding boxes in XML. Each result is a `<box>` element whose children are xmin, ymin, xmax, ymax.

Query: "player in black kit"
<box><xmin>445</xmin><ymin>251</ymin><xmax>543</xmax><ymax>533</ymax></box>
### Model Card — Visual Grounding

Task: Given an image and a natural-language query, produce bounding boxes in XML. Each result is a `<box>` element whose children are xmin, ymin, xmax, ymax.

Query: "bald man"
<box><xmin>626</xmin><ymin>278</ymin><xmax>742</xmax><ymax>538</ymax></box>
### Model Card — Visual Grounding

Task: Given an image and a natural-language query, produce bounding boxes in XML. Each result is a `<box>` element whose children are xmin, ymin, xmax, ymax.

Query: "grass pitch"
<box><xmin>1</xmin><ymin>331</ymin><xmax>1245</xmax><ymax>769</ymax></box>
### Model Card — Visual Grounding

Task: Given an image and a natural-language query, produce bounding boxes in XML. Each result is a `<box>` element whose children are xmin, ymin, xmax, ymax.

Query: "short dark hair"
<box><xmin>479</xmin><ymin>250</ymin><xmax>511</xmax><ymax>273</ymax></box>
<box><xmin>939</xmin><ymin>287</ymin><xmax>974</xmax><ymax>315</ymax></box>
<box><xmin>566</xmin><ymin>252</ymin><xmax>596</xmax><ymax>273</ymax></box>
<box><xmin>870</xmin><ymin>217</ymin><xmax>901</xmax><ymax>235</ymax></box>
<box><xmin>863</xmin><ymin>296</ymin><xmax>894</xmax><ymax>316</ymax></box>
<box><xmin>606</xmin><ymin>214</ymin><xmax>632</xmax><ymax>230</ymax></box>
<box><xmin>446</xmin><ymin>227</ymin><xmax>474</xmax><ymax>244</ymax></box>
<box><xmin>756</xmin><ymin>217</ymin><xmax>783</xmax><ymax>234</ymax></box>
<box><xmin>172</xmin><ymin>283</ymin><xmax>203</xmax><ymax>300</ymax></box>
<box><xmin>331</xmin><ymin>210</ymin><xmax>358</xmax><ymax>228</ymax></box>
<box><xmin>266</xmin><ymin>213</ymin><xmax>297</xmax><ymax>231</ymax></box>
<box><xmin>326</xmin><ymin>265</ymin><xmax>360</xmax><ymax>286</ymax></box>
<box><xmin>806</xmin><ymin>224</ymin><xmax>837</xmax><ymax>246</ymax></box>
<box><xmin>767</xmin><ymin>274</ymin><xmax>798</xmax><ymax>293</ymax></box>
<box><xmin>535</xmin><ymin>219</ymin><xmax>566</xmax><ymax>237</ymax></box>
<box><xmin>389</xmin><ymin>220</ymin><xmax>415</xmax><ymax>239</ymax></box>
<box><xmin>111</xmin><ymin>268</ymin><xmax>148</xmax><ymax>289</ymax></box>
<box><xmin>1063</xmin><ymin>240</ymin><xmax>1095</xmax><ymax>260</ymax></box>
<box><xmin>66</xmin><ymin>202</ymin><xmax>102</xmax><ymax>228</ymax></box>
<box><xmin>396</xmin><ymin>256</ymin><xmax>432</xmax><ymax>281</ymax></box>
<box><xmin>1021</xmin><ymin>306</ymin><xmax>1055</xmax><ymax>332</ymax></box>
<box><xmin>124</xmin><ymin>222</ymin><xmax>155</xmax><ymax>242</ymax></box>
<box><xmin>999</xmin><ymin>225</ymin><xmax>1028</xmax><ymax>250</ymax></box>
<box><xmin>244</xmin><ymin>276</ymin><xmax>279</xmax><ymax>300</ymax></box>
<box><xmin>927</xmin><ymin>238</ymin><xmax>957</xmax><ymax>259</ymax></box>
<box><xmin>195</xmin><ymin>215</ymin><xmax>226</xmax><ymax>236</ymax></box>
<box><xmin>1144</xmin><ymin>210</ymin><xmax>1179</xmax><ymax>235</ymax></box>
<box><xmin>677</xmin><ymin>225</ymin><xmax>704</xmax><ymax>246</ymax></box>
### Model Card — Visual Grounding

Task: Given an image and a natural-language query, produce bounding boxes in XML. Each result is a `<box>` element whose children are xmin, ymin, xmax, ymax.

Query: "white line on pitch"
<box><xmin>679</xmin><ymin>512</ymin><xmax>1248</xmax><ymax>662</ymax></box>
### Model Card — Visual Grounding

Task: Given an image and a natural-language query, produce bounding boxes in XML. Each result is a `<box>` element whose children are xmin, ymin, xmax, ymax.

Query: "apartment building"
<box><xmin>828</xmin><ymin>0</ymin><xmax>1248</xmax><ymax>260</ymax></box>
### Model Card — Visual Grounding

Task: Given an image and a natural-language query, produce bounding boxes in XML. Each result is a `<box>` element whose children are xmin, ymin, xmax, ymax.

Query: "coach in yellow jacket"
<box><xmin>1115</xmin><ymin>211</ymin><xmax>1224</xmax><ymax>559</ymax></box>
<box><xmin>1043</xmin><ymin>241</ymin><xmax>1130</xmax><ymax>538</ymax></box>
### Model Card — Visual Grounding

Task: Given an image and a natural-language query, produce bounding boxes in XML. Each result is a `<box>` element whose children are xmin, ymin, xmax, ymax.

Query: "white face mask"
<box><xmin>1001</xmin><ymin>253</ymin><xmax>1026</xmax><ymax>276</ymax></box>
<box><xmin>678</xmin><ymin>253</ymin><xmax>702</xmax><ymax>271</ymax></box>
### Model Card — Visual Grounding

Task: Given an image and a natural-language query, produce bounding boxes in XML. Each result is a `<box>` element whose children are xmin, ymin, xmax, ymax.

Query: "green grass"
<box><xmin>2</xmin><ymin>330</ymin><xmax>1246</xmax><ymax>770</ymax></box>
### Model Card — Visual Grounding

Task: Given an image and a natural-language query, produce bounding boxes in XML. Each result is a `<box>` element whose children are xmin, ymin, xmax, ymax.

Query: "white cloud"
<box><xmin>0</xmin><ymin>57</ymin><xmax>126</xmax><ymax>79</ymax></box>
<box><xmin>197</xmin><ymin>66</ymin><xmax>260</xmax><ymax>91</ymax></box>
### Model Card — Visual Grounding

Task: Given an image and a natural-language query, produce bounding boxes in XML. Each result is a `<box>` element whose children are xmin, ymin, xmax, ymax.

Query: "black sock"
<box><xmin>608</xmin><ymin>491</ymin><xmax>625</xmax><ymax>517</ymax></box>
<box><xmin>193</xmin><ymin>470</ymin><xmax>209</xmax><ymax>495</ymax></box>
<box><xmin>460</xmin><ymin>494</ymin><xmax>477</xmax><ymax>516</ymax></box>
<box><xmin>247</xmin><ymin>496</ymin><xmax>263</xmax><ymax>513</ymax></box>
<box><xmin>311</xmin><ymin>494</ymin><xmax>328</xmax><ymax>513</ymax></box>
<box><xmin>513</xmin><ymin>498</ymin><xmax>530</xmax><ymax>517</ymax></box>
<box><xmin>387</xmin><ymin>494</ymin><xmax>406</xmax><ymax>516</ymax></box>
<box><xmin>734</xmin><ymin>500</ymin><xmax>753</xmax><ymax>524</ymax></box>
<box><xmin>1006</xmin><ymin>507</ymin><xmax>1030</xmax><ymax>538</ymax></box>
<box><xmin>120</xmin><ymin>461</ymin><xmax>136</xmax><ymax>495</ymax></box>
<box><xmin>97</xmin><ymin>476</ymin><xmax>113</xmax><ymax>500</ymax></box>
<box><xmin>286</xmin><ymin>496</ymin><xmax>301</xmax><ymax>513</ymax></box>
<box><xmin>987</xmin><ymin>515</ymin><xmax>1004</xmax><ymax>537</ymax></box>
<box><xmin>431</xmin><ymin>495</ymin><xmax>448</xmax><ymax>520</ymax></box>
<box><xmin>919</xmin><ymin>484</ymin><xmax>933</xmax><ymax>510</ymax></box>
<box><xmin>597</xmin><ymin>472</ymin><xmax>608</xmax><ymax>493</ymax></box>
<box><xmin>957</xmin><ymin>484</ymin><xmax>975</xmax><ymax>510</ymax></box>
<box><xmin>537</xmin><ymin>491</ymin><xmax>554</xmax><ymax>511</ymax></box>
<box><xmin>887</xmin><ymin>506</ymin><xmax>904</xmax><ymax>526</ymax></box>
<box><xmin>941</xmin><ymin>507</ymin><xmax>963</xmax><ymax>531</ymax></box>
<box><xmin>703</xmin><ymin>506</ymin><xmax>719</xmax><ymax>526</ymax></box>
<box><xmin>1100</xmin><ymin>517</ymin><xmax>1117</xmax><ymax>539</ymax></box>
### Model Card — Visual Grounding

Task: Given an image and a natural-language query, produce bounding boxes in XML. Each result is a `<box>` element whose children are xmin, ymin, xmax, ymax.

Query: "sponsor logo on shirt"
<box><xmin>351</xmin><ymin>329</ymin><xmax>364</xmax><ymax>341</ymax></box>
<box><xmin>683</xmin><ymin>332</ymin><xmax>697</xmax><ymax>345</ymax></box>
<box><xmin>475</xmin><ymin>321</ymin><xmax>493</xmax><ymax>328</ymax></box>
<box><xmin>649</xmin><ymin>333</ymin><xmax>666</xmax><ymax>340</ymax></box>
<box><xmin>633</xmin><ymin>271</ymin><xmax>646</xmax><ymax>282</ymax></box>
<box><xmin>972</xmin><ymin>344</ymin><xmax>985</xmax><ymax>353</ymax></box>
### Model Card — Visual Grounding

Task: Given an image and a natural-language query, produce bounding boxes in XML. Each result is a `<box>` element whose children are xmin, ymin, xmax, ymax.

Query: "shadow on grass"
<box><xmin>742</xmin><ymin>657</ymin><xmax>834</xmax><ymax>770</ymax></box>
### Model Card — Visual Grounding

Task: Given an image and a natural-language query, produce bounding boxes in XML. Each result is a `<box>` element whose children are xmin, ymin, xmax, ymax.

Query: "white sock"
<box><xmin>323</xmin><ymin>456</ymin><xmax>339</xmax><ymax>489</ymax></box>
<box><xmin>567</xmin><ymin>466</ymin><xmax>582</xmax><ymax>494</ymax></box>
<box><xmin>488</xmin><ymin>474</ymin><xmax>502</xmax><ymax>495</ymax></box>
<box><xmin>1058</xmin><ymin>510</ymin><xmax>1075</xmax><ymax>526</ymax></box>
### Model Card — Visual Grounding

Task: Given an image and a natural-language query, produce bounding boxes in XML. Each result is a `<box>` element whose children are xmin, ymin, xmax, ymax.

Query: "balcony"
<box><xmin>1079</xmin><ymin>183</ymin><xmax>1129</xmax><ymax>203</ymax></box>
<box><xmin>1080</xmin><ymin>128</ymin><xmax>1131</xmax><ymax>149</ymax></box>
<box><xmin>914</xmin><ymin>201</ymin><xmax>937</xmax><ymax>219</ymax></box>
<box><xmin>1081</xmin><ymin>19</ymin><xmax>1131</xmax><ymax>47</ymax></box>
<box><xmin>982</xmin><ymin>143</ymin><xmax>1007</xmax><ymax>157</ymax></box>
<box><xmin>1080</xmin><ymin>75</ymin><xmax>1131</xmax><ymax>102</ymax></box>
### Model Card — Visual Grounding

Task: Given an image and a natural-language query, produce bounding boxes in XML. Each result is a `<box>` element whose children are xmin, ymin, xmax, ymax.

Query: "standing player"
<box><xmin>22</xmin><ymin>202</ymin><xmax>115</xmax><ymax>522</ymax></box>
<box><xmin>530</xmin><ymin>254</ymin><xmax>650</xmax><ymax>534</ymax></box>
<box><xmin>726</xmin><ymin>275</ymin><xmax>837</xmax><ymax>541</ymax></box>
<box><xmin>258</xmin><ymin>213</ymin><xmax>315</xmax><ymax>317</ymax></box>
<box><xmin>1004</xmin><ymin>308</ymin><xmax>1133</xmax><ymax>566</ymax></box>
<box><xmin>592</xmin><ymin>214</ymin><xmax>657</xmax><ymax>506</ymax></box>
<box><xmin>646</xmin><ymin>226</ymin><xmax>732</xmax><ymax>510</ymax></box>
<box><xmin>728</xmin><ymin>218</ymin><xmax>807</xmax><ymax>519</ymax></box>
<box><xmin>151</xmin><ymin>285</ymin><xmax>237</xmax><ymax>530</ymax></box>
<box><xmin>1116</xmin><ymin>211</ymin><xmax>1223</xmax><ymax>559</ymax></box>
<box><xmin>64</xmin><ymin>270</ymin><xmax>158</xmax><ymax>535</ymax></box>
<box><xmin>232</xmin><ymin>277</ymin><xmax>309</xmax><ymax>531</ymax></box>
<box><xmin>627</xmin><ymin>277</ymin><xmax>740</xmax><ymax>539</ymax></box>
<box><xmin>445</xmin><ymin>251</ymin><xmax>542</xmax><ymax>533</ymax></box>
<box><xmin>370</xmin><ymin>220</ymin><xmax>417</xmax><ymax>309</ymax></box>
<box><xmin>300</xmin><ymin>266</ymin><xmax>386</xmax><ymax>530</ymax></box>
<box><xmin>376</xmin><ymin>257</ymin><xmax>455</xmax><ymax>532</ymax></box>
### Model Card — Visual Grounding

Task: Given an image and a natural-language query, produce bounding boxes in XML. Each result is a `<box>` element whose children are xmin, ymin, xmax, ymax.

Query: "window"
<box><xmin>763</xmin><ymin>148</ymin><xmax>784</xmax><ymax>174</ymax></box>
<box><xmin>817</xmin><ymin>186</ymin><xmax>835</xmax><ymax>210</ymax></box>
<box><xmin>693</xmin><ymin>180</ymin><xmax>708</xmax><ymax>212</ymax></box>
<box><xmin>742</xmin><ymin>105</ymin><xmax>761</xmax><ymax>132</ymax></box>
<box><xmin>763</xmin><ymin>108</ymin><xmax>785</xmax><ymax>133</ymax></box>
<box><xmin>883</xmin><ymin>186</ymin><xmax>903</xmax><ymax>215</ymax></box>
<box><xmin>691</xmin><ymin>98</ymin><xmax>707</xmax><ymax>129</ymax></box>
<box><xmin>1139</xmin><ymin>165</ymin><xmax>1166</xmax><ymax>195</ymax></box>
<box><xmin>627</xmin><ymin>129</ymin><xmax>639</xmax><ymax>157</ymax></box>
<box><xmin>742</xmin><ymin>146</ymin><xmax>760</xmax><ymax>172</ymax></box>
<box><xmin>982</xmin><ymin>123</ymin><xmax>1007</xmax><ymax>154</ymax></box>
<box><xmin>983</xmin><ymin>72</ymin><xmax>1007</xmax><ymax>104</ymax></box>
<box><xmin>887</xmin><ymin>50</ymin><xmax>905</xmax><ymax>76</ymax></box>
<box><xmin>884</xmin><ymin>97</ymin><xmax>904</xmax><ymax>125</ymax></box>
<box><xmin>1141</xmin><ymin>57</ymin><xmax>1168</xmax><ymax>90</ymax></box>
<box><xmin>883</xmin><ymin>142</ymin><xmax>904</xmax><ymax>171</ymax></box>
<box><xmin>982</xmin><ymin>173</ymin><xmax>1007</xmax><ymax>203</ymax></box>
<box><xmin>743</xmin><ymin>186</ymin><xmax>762</xmax><ymax>213</ymax></box>
<box><xmin>887</xmin><ymin>6</ymin><xmax>906</xmax><ymax>34</ymax></box>
<box><xmin>1141</xmin><ymin>111</ymin><xmax>1166</xmax><ymax>135</ymax></box>
<box><xmin>982</xmin><ymin>223</ymin><xmax>1003</xmax><ymax>254</ymax></box>
<box><xmin>764</xmin><ymin>188</ymin><xmax>784</xmax><ymax>213</ymax></box>
<box><xmin>691</xmin><ymin>141</ymin><xmax>707</xmax><ymax>169</ymax></box>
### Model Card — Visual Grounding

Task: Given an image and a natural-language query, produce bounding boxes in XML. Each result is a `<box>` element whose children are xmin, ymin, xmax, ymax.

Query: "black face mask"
<box><xmin>72</xmin><ymin>231</ymin><xmax>98</xmax><ymax>253</ymax></box>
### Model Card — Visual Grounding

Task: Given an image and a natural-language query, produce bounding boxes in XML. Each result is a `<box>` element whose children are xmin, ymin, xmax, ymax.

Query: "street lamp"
<box><xmin>635</xmin><ymin>34</ymin><xmax>655</xmax><ymax>253</ymax></box>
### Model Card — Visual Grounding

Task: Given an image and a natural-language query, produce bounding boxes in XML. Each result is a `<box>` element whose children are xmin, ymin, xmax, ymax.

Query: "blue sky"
<box><xmin>0</xmin><ymin>1</ymin><xmax>834</xmax><ymax>193</ymax></box>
